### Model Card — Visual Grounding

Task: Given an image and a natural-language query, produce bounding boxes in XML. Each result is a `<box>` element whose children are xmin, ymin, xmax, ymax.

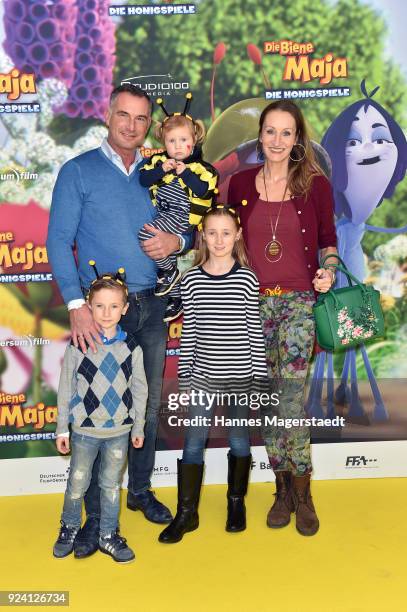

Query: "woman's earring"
<box><xmin>289</xmin><ymin>143</ymin><xmax>306</xmax><ymax>162</ymax></box>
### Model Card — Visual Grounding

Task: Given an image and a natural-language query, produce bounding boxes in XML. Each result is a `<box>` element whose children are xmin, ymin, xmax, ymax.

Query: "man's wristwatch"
<box><xmin>175</xmin><ymin>235</ymin><xmax>185</xmax><ymax>254</ymax></box>
<box><xmin>67</xmin><ymin>298</ymin><xmax>86</xmax><ymax>311</ymax></box>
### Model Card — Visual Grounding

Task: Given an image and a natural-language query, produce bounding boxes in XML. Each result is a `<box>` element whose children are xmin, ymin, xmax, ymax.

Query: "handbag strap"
<box><xmin>320</xmin><ymin>254</ymin><xmax>365</xmax><ymax>289</ymax></box>
<box><xmin>320</xmin><ymin>253</ymin><xmax>347</xmax><ymax>269</ymax></box>
<box><xmin>324</xmin><ymin>267</ymin><xmax>370</xmax><ymax>309</ymax></box>
<box><xmin>328</xmin><ymin>263</ymin><xmax>367</xmax><ymax>290</ymax></box>
<box><xmin>318</xmin><ymin>254</ymin><xmax>370</xmax><ymax>310</ymax></box>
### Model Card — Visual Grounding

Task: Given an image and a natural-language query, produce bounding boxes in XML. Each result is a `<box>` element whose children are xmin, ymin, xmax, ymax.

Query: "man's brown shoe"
<box><xmin>292</xmin><ymin>473</ymin><xmax>319</xmax><ymax>536</ymax></box>
<box><xmin>266</xmin><ymin>470</ymin><xmax>294</xmax><ymax>528</ymax></box>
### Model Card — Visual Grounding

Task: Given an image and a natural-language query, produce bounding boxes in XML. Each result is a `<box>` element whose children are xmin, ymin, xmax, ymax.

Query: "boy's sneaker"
<box><xmin>99</xmin><ymin>530</ymin><xmax>135</xmax><ymax>564</ymax></box>
<box><xmin>53</xmin><ymin>521</ymin><xmax>79</xmax><ymax>558</ymax></box>
<box><xmin>154</xmin><ymin>268</ymin><xmax>181</xmax><ymax>297</ymax></box>
<box><xmin>163</xmin><ymin>297</ymin><xmax>183</xmax><ymax>322</ymax></box>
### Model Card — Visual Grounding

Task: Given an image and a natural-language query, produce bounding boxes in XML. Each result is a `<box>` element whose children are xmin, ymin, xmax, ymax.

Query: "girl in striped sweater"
<box><xmin>159</xmin><ymin>206</ymin><xmax>267</xmax><ymax>544</ymax></box>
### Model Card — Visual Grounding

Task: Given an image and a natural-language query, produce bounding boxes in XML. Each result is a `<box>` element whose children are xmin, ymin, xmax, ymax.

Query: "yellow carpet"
<box><xmin>0</xmin><ymin>479</ymin><xmax>405</xmax><ymax>612</ymax></box>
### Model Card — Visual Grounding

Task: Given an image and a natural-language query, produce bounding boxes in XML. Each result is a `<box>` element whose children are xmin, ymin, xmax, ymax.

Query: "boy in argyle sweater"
<box><xmin>53</xmin><ymin>275</ymin><xmax>147</xmax><ymax>564</ymax></box>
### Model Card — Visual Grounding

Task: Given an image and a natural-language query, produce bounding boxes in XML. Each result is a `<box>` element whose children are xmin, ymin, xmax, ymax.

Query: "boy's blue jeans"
<box><xmin>83</xmin><ymin>293</ymin><xmax>168</xmax><ymax>518</ymax></box>
<box><xmin>61</xmin><ymin>431</ymin><xmax>128</xmax><ymax>535</ymax></box>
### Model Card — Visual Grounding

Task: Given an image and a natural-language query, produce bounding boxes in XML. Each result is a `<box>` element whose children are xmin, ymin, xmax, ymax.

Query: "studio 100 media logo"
<box><xmin>121</xmin><ymin>74</ymin><xmax>189</xmax><ymax>98</ymax></box>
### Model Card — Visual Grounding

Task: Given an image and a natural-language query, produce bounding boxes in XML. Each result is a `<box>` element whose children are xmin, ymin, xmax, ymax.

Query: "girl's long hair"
<box><xmin>193</xmin><ymin>207</ymin><xmax>250</xmax><ymax>268</ymax></box>
<box><xmin>257</xmin><ymin>100</ymin><xmax>323</xmax><ymax>199</ymax></box>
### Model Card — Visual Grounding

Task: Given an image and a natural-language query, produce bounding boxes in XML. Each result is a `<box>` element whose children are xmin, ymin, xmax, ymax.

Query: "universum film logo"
<box><xmin>0</xmin><ymin>335</ymin><xmax>50</xmax><ymax>348</ymax></box>
<box><xmin>0</xmin><ymin>166</ymin><xmax>38</xmax><ymax>182</ymax></box>
<box><xmin>121</xmin><ymin>74</ymin><xmax>190</xmax><ymax>98</ymax></box>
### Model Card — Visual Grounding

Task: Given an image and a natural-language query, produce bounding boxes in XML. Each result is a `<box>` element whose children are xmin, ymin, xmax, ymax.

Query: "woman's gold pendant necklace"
<box><xmin>263</xmin><ymin>171</ymin><xmax>287</xmax><ymax>263</ymax></box>
<box><xmin>265</xmin><ymin>237</ymin><xmax>283</xmax><ymax>262</ymax></box>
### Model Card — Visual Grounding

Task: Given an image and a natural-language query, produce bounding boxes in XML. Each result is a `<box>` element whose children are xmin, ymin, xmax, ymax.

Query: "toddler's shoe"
<box><xmin>99</xmin><ymin>530</ymin><xmax>135</xmax><ymax>563</ymax></box>
<box><xmin>154</xmin><ymin>268</ymin><xmax>181</xmax><ymax>296</ymax></box>
<box><xmin>53</xmin><ymin>521</ymin><xmax>79</xmax><ymax>558</ymax></box>
<box><xmin>163</xmin><ymin>297</ymin><xmax>183</xmax><ymax>322</ymax></box>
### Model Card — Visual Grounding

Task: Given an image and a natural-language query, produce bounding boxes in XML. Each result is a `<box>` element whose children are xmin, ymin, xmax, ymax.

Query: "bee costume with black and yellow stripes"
<box><xmin>138</xmin><ymin>93</ymin><xmax>218</xmax><ymax>300</ymax></box>
<box><xmin>140</xmin><ymin>147</ymin><xmax>218</xmax><ymax>227</ymax></box>
<box><xmin>138</xmin><ymin>148</ymin><xmax>218</xmax><ymax>299</ymax></box>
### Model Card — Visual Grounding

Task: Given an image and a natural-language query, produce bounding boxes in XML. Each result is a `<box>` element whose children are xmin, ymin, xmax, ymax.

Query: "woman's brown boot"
<box><xmin>292</xmin><ymin>473</ymin><xmax>319</xmax><ymax>536</ymax></box>
<box><xmin>266</xmin><ymin>470</ymin><xmax>294</xmax><ymax>528</ymax></box>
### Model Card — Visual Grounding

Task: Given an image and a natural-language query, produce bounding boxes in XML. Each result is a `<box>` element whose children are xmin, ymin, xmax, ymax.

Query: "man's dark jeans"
<box><xmin>84</xmin><ymin>292</ymin><xmax>168</xmax><ymax>518</ymax></box>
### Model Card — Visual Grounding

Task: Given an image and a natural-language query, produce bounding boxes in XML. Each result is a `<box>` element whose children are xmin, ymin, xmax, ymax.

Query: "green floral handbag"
<box><xmin>313</xmin><ymin>254</ymin><xmax>385</xmax><ymax>351</ymax></box>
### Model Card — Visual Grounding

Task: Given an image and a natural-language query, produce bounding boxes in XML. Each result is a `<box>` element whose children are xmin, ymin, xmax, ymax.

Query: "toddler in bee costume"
<box><xmin>139</xmin><ymin>93</ymin><xmax>218</xmax><ymax>322</ymax></box>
